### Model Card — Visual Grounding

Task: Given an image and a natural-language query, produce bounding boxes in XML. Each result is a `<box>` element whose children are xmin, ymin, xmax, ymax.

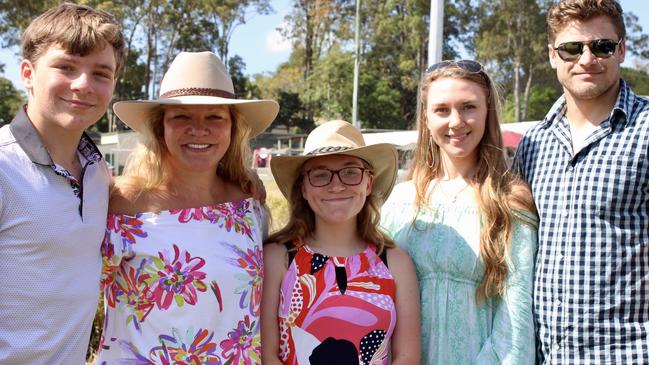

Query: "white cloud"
<box><xmin>265</xmin><ymin>23</ymin><xmax>291</xmax><ymax>54</ymax></box>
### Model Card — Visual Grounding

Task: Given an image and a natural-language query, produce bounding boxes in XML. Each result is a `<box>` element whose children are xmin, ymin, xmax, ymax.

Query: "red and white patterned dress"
<box><xmin>278</xmin><ymin>243</ymin><xmax>396</xmax><ymax>365</ymax></box>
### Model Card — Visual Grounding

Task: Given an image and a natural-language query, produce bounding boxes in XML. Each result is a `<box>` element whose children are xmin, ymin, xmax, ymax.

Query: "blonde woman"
<box><xmin>381</xmin><ymin>60</ymin><xmax>538</xmax><ymax>364</ymax></box>
<box><xmin>261</xmin><ymin>120</ymin><xmax>420</xmax><ymax>365</ymax></box>
<box><xmin>99</xmin><ymin>52</ymin><xmax>277</xmax><ymax>363</ymax></box>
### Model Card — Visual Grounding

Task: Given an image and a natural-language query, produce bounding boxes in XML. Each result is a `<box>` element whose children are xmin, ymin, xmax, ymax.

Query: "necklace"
<box><xmin>435</xmin><ymin>179</ymin><xmax>471</xmax><ymax>203</ymax></box>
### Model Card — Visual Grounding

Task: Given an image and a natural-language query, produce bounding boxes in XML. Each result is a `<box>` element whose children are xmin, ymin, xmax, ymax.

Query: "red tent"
<box><xmin>502</xmin><ymin>130</ymin><xmax>523</xmax><ymax>148</ymax></box>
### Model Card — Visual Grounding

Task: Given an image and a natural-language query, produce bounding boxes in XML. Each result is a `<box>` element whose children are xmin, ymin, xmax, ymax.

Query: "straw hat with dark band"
<box><xmin>113</xmin><ymin>51</ymin><xmax>279</xmax><ymax>137</ymax></box>
<box><xmin>271</xmin><ymin>120</ymin><xmax>398</xmax><ymax>201</ymax></box>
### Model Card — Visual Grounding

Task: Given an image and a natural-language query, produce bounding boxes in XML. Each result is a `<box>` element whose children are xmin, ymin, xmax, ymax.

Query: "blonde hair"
<box><xmin>22</xmin><ymin>3</ymin><xmax>126</xmax><ymax>75</ymax></box>
<box><xmin>408</xmin><ymin>63</ymin><xmax>536</xmax><ymax>301</ymax></box>
<box><xmin>116</xmin><ymin>105</ymin><xmax>257</xmax><ymax>196</ymax></box>
<box><xmin>266</xmin><ymin>158</ymin><xmax>395</xmax><ymax>255</ymax></box>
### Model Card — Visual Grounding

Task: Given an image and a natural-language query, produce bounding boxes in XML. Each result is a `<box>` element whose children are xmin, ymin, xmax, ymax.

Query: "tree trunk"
<box><xmin>513</xmin><ymin>60</ymin><xmax>521</xmax><ymax>123</ymax></box>
<box><xmin>522</xmin><ymin>66</ymin><xmax>533</xmax><ymax>121</ymax></box>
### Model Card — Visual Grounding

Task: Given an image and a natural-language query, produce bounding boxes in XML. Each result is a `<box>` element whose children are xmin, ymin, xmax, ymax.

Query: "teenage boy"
<box><xmin>0</xmin><ymin>3</ymin><xmax>125</xmax><ymax>364</ymax></box>
<box><xmin>516</xmin><ymin>0</ymin><xmax>649</xmax><ymax>364</ymax></box>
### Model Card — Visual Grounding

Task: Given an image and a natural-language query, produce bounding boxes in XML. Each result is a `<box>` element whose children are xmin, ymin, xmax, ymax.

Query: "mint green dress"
<box><xmin>381</xmin><ymin>181</ymin><xmax>537</xmax><ymax>365</ymax></box>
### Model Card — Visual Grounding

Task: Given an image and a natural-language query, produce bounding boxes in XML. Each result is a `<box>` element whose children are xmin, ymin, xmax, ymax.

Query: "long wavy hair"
<box><xmin>265</xmin><ymin>158</ymin><xmax>395</xmax><ymax>255</ymax></box>
<box><xmin>408</xmin><ymin>63</ymin><xmax>536</xmax><ymax>302</ymax></box>
<box><xmin>115</xmin><ymin>105</ymin><xmax>256</xmax><ymax>197</ymax></box>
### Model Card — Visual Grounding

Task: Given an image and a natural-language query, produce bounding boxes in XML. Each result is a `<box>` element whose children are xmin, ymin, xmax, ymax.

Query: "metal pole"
<box><xmin>428</xmin><ymin>0</ymin><xmax>444</xmax><ymax>66</ymax></box>
<box><xmin>352</xmin><ymin>0</ymin><xmax>361</xmax><ymax>128</ymax></box>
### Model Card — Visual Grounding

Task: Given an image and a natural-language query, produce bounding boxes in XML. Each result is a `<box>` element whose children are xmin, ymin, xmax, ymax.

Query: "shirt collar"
<box><xmin>540</xmin><ymin>78</ymin><xmax>632</xmax><ymax>129</ymax></box>
<box><xmin>9</xmin><ymin>105</ymin><xmax>103</xmax><ymax>166</ymax></box>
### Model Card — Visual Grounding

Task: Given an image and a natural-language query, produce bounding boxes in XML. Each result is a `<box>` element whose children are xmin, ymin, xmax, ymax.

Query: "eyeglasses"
<box><xmin>426</xmin><ymin>59</ymin><xmax>484</xmax><ymax>74</ymax></box>
<box><xmin>553</xmin><ymin>39</ymin><xmax>621</xmax><ymax>61</ymax></box>
<box><xmin>304</xmin><ymin>167</ymin><xmax>370</xmax><ymax>187</ymax></box>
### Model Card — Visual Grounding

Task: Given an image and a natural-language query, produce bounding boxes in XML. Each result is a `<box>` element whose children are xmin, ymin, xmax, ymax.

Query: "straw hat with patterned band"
<box><xmin>113</xmin><ymin>51</ymin><xmax>279</xmax><ymax>137</ymax></box>
<box><xmin>271</xmin><ymin>120</ymin><xmax>398</xmax><ymax>202</ymax></box>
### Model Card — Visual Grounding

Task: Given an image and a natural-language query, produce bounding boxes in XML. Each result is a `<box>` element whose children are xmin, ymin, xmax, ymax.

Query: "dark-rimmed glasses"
<box><xmin>426</xmin><ymin>59</ymin><xmax>484</xmax><ymax>74</ymax></box>
<box><xmin>553</xmin><ymin>39</ymin><xmax>621</xmax><ymax>61</ymax></box>
<box><xmin>304</xmin><ymin>167</ymin><xmax>370</xmax><ymax>187</ymax></box>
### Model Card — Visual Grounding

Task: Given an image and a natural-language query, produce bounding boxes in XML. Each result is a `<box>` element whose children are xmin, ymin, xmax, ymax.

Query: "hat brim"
<box><xmin>113</xmin><ymin>96</ymin><xmax>279</xmax><ymax>137</ymax></box>
<box><xmin>270</xmin><ymin>143</ymin><xmax>398</xmax><ymax>202</ymax></box>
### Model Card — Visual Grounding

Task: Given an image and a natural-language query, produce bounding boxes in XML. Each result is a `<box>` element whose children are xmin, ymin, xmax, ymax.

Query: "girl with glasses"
<box><xmin>381</xmin><ymin>60</ymin><xmax>538</xmax><ymax>364</ymax></box>
<box><xmin>261</xmin><ymin>120</ymin><xmax>420</xmax><ymax>365</ymax></box>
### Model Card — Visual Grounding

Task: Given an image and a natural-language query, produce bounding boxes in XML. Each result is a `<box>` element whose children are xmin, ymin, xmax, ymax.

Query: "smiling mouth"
<box><xmin>64</xmin><ymin>99</ymin><xmax>95</xmax><ymax>108</ymax></box>
<box><xmin>185</xmin><ymin>143</ymin><xmax>211</xmax><ymax>149</ymax></box>
<box><xmin>447</xmin><ymin>131</ymin><xmax>471</xmax><ymax>139</ymax></box>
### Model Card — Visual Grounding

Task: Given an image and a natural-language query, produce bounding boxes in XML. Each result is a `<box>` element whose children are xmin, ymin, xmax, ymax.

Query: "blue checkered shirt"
<box><xmin>515</xmin><ymin>79</ymin><xmax>649</xmax><ymax>364</ymax></box>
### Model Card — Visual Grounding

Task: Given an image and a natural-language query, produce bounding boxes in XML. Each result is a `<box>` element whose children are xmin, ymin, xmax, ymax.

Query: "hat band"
<box><xmin>306</xmin><ymin>146</ymin><xmax>354</xmax><ymax>155</ymax></box>
<box><xmin>160</xmin><ymin>87</ymin><xmax>236</xmax><ymax>99</ymax></box>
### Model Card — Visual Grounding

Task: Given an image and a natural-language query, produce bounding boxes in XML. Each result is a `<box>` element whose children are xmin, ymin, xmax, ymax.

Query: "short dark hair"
<box><xmin>547</xmin><ymin>0</ymin><xmax>625</xmax><ymax>44</ymax></box>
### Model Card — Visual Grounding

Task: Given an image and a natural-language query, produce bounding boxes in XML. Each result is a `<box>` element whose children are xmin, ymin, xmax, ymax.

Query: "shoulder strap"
<box><xmin>379</xmin><ymin>248</ymin><xmax>388</xmax><ymax>268</ymax></box>
<box><xmin>284</xmin><ymin>241</ymin><xmax>297</xmax><ymax>266</ymax></box>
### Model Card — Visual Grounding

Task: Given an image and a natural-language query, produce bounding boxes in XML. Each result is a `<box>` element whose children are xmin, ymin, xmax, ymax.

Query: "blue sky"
<box><xmin>0</xmin><ymin>0</ymin><xmax>646</xmax><ymax>90</ymax></box>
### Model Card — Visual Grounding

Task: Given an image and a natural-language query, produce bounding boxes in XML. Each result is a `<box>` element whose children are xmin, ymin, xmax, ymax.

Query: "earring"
<box><xmin>426</xmin><ymin>134</ymin><xmax>435</xmax><ymax>169</ymax></box>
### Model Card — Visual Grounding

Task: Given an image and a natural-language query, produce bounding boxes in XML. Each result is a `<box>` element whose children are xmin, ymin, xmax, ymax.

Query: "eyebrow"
<box><xmin>308</xmin><ymin>161</ymin><xmax>364</xmax><ymax>169</ymax></box>
<box><xmin>52</xmin><ymin>54</ymin><xmax>116</xmax><ymax>73</ymax></box>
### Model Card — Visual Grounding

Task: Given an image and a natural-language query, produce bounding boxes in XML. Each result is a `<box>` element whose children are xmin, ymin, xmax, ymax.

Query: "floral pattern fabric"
<box><xmin>380</xmin><ymin>181</ymin><xmax>538</xmax><ymax>365</ymax></box>
<box><xmin>278</xmin><ymin>243</ymin><xmax>396</xmax><ymax>365</ymax></box>
<box><xmin>99</xmin><ymin>198</ymin><xmax>266</xmax><ymax>365</ymax></box>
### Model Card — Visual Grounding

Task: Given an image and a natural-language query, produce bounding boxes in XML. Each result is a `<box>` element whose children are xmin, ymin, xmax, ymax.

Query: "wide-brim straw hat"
<box><xmin>113</xmin><ymin>51</ymin><xmax>279</xmax><ymax>137</ymax></box>
<box><xmin>271</xmin><ymin>120</ymin><xmax>398</xmax><ymax>201</ymax></box>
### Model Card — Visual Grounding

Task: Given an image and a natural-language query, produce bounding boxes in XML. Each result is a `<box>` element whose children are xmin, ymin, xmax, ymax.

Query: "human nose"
<box><xmin>577</xmin><ymin>45</ymin><xmax>598</xmax><ymax>66</ymax></box>
<box><xmin>187</xmin><ymin>118</ymin><xmax>210</xmax><ymax>136</ymax></box>
<box><xmin>327</xmin><ymin>172</ymin><xmax>346</xmax><ymax>191</ymax></box>
<box><xmin>70</xmin><ymin>72</ymin><xmax>90</xmax><ymax>92</ymax></box>
<box><xmin>448</xmin><ymin>109</ymin><xmax>465</xmax><ymax>129</ymax></box>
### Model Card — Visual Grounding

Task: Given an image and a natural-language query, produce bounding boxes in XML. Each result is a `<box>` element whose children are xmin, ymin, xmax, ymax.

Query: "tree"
<box><xmin>283</xmin><ymin>0</ymin><xmax>354</xmax><ymax>123</ymax></box>
<box><xmin>0</xmin><ymin>76</ymin><xmax>24</xmax><ymax>126</ymax></box>
<box><xmin>475</xmin><ymin>0</ymin><xmax>548</xmax><ymax>122</ymax></box>
<box><xmin>621</xmin><ymin>67</ymin><xmax>649</xmax><ymax>96</ymax></box>
<box><xmin>276</xmin><ymin>91</ymin><xmax>312</xmax><ymax>132</ymax></box>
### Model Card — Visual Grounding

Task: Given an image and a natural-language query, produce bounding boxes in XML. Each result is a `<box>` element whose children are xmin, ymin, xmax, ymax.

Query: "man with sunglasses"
<box><xmin>515</xmin><ymin>0</ymin><xmax>649</xmax><ymax>364</ymax></box>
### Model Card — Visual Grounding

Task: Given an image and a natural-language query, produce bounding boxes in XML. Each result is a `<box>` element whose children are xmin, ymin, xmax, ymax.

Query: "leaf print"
<box><xmin>119</xmin><ymin>327</ymin><xmax>222</xmax><ymax>365</ymax></box>
<box><xmin>170</xmin><ymin>207</ymin><xmax>212</xmax><ymax>223</ymax></box>
<box><xmin>220</xmin><ymin>242</ymin><xmax>263</xmax><ymax>316</ymax></box>
<box><xmin>211</xmin><ymin>280</ymin><xmax>224</xmax><ymax>312</ymax></box>
<box><xmin>107</xmin><ymin>213</ymin><xmax>148</xmax><ymax>249</ymax></box>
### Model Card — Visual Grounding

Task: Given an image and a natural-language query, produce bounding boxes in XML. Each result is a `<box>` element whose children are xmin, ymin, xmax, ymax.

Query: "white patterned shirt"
<box><xmin>0</xmin><ymin>107</ymin><xmax>110</xmax><ymax>364</ymax></box>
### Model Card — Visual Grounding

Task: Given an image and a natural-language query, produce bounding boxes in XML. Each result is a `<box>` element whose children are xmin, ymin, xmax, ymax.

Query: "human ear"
<box><xmin>366</xmin><ymin>174</ymin><xmax>374</xmax><ymax>195</ymax></box>
<box><xmin>548</xmin><ymin>44</ymin><xmax>557</xmax><ymax>69</ymax></box>
<box><xmin>20</xmin><ymin>60</ymin><xmax>35</xmax><ymax>90</ymax></box>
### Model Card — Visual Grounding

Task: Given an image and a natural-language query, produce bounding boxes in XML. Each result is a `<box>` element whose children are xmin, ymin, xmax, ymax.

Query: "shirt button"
<box><xmin>563</xmin><ymin>210</ymin><xmax>569</xmax><ymax>218</ymax></box>
<box><xmin>554</xmin><ymin>343</ymin><xmax>561</xmax><ymax>351</ymax></box>
<box><xmin>557</xmin><ymin>252</ymin><xmax>564</xmax><ymax>260</ymax></box>
<box><xmin>555</xmin><ymin>299</ymin><xmax>561</xmax><ymax>307</ymax></box>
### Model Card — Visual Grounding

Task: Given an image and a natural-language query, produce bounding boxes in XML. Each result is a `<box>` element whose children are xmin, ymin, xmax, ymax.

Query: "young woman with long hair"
<box><xmin>381</xmin><ymin>60</ymin><xmax>538</xmax><ymax>364</ymax></box>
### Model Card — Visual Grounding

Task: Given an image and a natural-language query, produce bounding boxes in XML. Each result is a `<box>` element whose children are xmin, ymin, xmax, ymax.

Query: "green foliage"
<box><xmin>0</xmin><ymin>76</ymin><xmax>24</xmax><ymax>127</ymax></box>
<box><xmin>308</xmin><ymin>46</ymin><xmax>354</xmax><ymax>121</ymax></box>
<box><xmin>621</xmin><ymin>67</ymin><xmax>649</xmax><ymax>96</ymax></box>
<box><xmin>503</xmin><ymin>85</ymin><xmax>560</xmax><ymax>122</ymax></box>
<box><xmin>276</xmin><ymin>91</ymin><xmax>313</xmax><ymax>132</ymax></box>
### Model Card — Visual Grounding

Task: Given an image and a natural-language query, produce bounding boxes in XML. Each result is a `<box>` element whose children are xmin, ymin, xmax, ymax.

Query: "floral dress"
<box><xmin>278</xmin><ymin>243</ymin><xmax>396</xmax><ymax>365</ymax></box>
<box><xmin>381</xmin><ymin>181</ymin><xmax>538</xmax><ymax>365</ymax></box>
<box><xmin>99</xmin><ymin>198</ymin><xmax>266</xmax><ymax>365</ymax></box>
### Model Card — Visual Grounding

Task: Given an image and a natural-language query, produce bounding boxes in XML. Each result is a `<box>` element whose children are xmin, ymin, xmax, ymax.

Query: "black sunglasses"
<box><xmin>553</xmin><ymin>39</ymin><xmax>621</xmax><ymax>61</ymax></box>
<box><xmin>426</xmin><ymin>59</ymin><xmax>484</xmax><ymax>74</ymax></box>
